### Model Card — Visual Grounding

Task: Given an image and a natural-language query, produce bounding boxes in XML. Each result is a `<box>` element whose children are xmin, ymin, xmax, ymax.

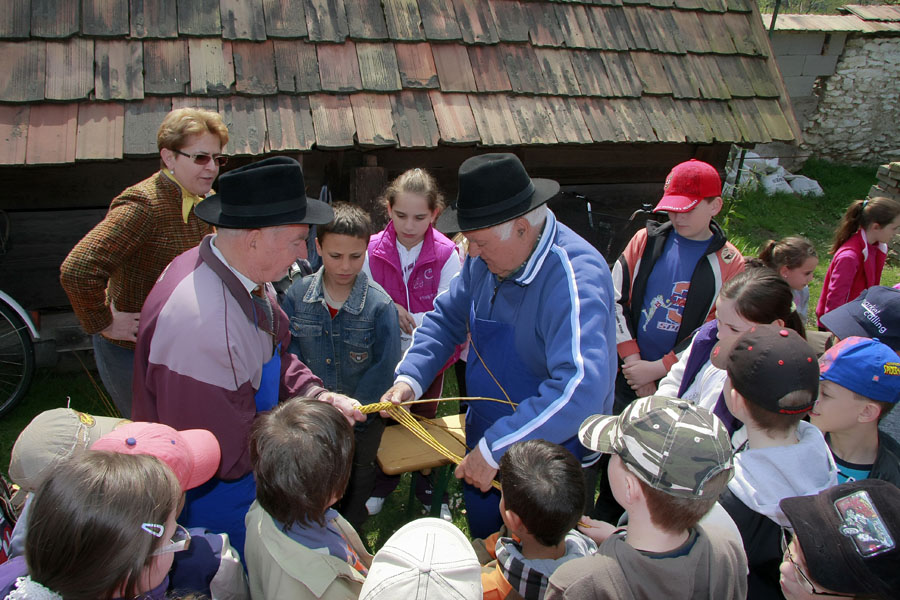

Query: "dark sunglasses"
<box><xmin>173</xmin><ymin>149</ymin><xmax>228</xmax><ymax>167</ymax></box>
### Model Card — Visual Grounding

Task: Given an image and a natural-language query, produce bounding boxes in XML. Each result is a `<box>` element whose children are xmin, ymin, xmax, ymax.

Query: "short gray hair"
<box><xmin>493</xmin><ymin>204</ymin><xmax>548</xmax><ymax>241</ymax></box>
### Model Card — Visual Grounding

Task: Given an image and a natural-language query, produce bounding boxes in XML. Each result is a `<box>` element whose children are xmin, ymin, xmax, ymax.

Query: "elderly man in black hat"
<box><xmin>381</xmin><ymin>153</ymin><xmax>616</xmax><ymax>537</ymax></box>
<box><xmin>133</xmin><ymin>157</ymin><xmax>364</xmax><ymax>555</ymax></box>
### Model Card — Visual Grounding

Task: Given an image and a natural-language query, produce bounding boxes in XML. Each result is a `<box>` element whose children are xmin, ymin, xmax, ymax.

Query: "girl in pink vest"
<box><xmin>364</xmin><ymin>168</ymin><xmax>461</xmax><ymax>517</ymax></box>
<box><xmin>817</xmin><ymin>196</ymin><xmax>900</xmax><ymax>328</ymax></box>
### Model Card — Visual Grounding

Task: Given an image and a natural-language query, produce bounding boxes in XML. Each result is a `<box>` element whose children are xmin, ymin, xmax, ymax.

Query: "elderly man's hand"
<box><xmin>318</xmin><ymin>392</ymin><xmax>366</xmax><ymax>424</ymax></box>
<box><xmin>101</xmin><ymin>305</ymin><xmax>141</xmax><ymax>343</ymax></box>
<box><xmin>379</xmin><ymin>382</ymin><xmax>414</xmax><ymax>418</ymax></box>
<box><xmin>455</xmin><ymin>446</ymin><xmax>497</xmax><ymax>492</ymax></box>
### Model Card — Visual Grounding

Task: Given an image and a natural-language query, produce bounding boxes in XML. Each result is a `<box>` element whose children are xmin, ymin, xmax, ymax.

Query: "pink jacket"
<box><xmin>817</xmin><ymin>229</ymin><xmax>887</xmax><ymax>325</ymax></box>
<box><xmin>367</xmin><ymin>222</ymin><xmax>458</xmax><ymax>313</ymax></box>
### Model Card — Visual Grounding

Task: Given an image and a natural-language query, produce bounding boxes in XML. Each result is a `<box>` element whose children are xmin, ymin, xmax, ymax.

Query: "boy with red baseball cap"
<box><xmin>595</xmin><ymin>160</ymin><xmax>744</xmax><ymax>522</ymax></box>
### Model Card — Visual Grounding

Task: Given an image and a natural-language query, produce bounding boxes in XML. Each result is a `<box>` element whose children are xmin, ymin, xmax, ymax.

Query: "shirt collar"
<box><xmin>509</xmin><ymin>209</ymin><xmax>557</xmax><ymax>286</ymax></box>
<box><xmin>210</xmin><ymin>234</ymin><xmax>258</xmax><ymax>294</ymax></box>
<box><xmin>161</xmin><ymin>168</ymin><xmax>206</xmax><ymax>224</ymax></box>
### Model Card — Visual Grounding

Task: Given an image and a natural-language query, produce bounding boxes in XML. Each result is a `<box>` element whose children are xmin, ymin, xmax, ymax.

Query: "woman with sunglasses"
<box><xmin>1</xmin><ymin>452</ymin><xmax>202</xmax><ymax>599</ymax></box>
<box><xmin>778</xmin><ymin>479</ymin><xmax>899</xmax><ymax>600</ymax></box>
<box><xmin>60</xmin><ymin>108</ymin><xmax>229</xmax><ymax>418</ymax></box>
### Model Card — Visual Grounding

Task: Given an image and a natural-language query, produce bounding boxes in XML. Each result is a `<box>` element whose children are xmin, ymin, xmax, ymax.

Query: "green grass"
<box><xmin>721</xmin><ymin>158</ymin><xmax>899</xmax><ymax>327</ymax></box>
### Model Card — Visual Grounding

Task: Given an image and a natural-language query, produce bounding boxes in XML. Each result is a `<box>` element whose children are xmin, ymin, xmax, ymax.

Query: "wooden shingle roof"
<box><xmin>0</xmin><ymin>0</ymin><xmax>799</xmax><ymax>165</ymax></box>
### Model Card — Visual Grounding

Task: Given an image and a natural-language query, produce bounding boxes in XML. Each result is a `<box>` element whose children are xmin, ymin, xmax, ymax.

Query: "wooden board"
<box><xmin>309</xmin><ymin>93</ymin><xmax>356</xmax><ymax>149</ymax></box>
<box><xmin>670</xmin><ymin>9</ymin><xmax>713</xmax><ymax>53</ymax></box>
<box><xmin>630</xmin><ymin>51</ymin><xmax>671</xmax><ymax>95</ymax></box>
<box><xmin>569</xmin><ymin>50</ymin><xmax>612</xmax><ymax>96</ymax></box>
<box><xmin>642</xmin><ymin>96</ymin><xmax>684</xmax><ymax>142</ymax></box>
<box><xmin>170</xmin><ymin>96</ymin><xmax>219</xmax><ymax>111</ymax></box>
<box><xmin>451</xmin><ymin>0</ymin><xmax>499</xmax><ymax>44</ymax></box>
<box><xmin>507</xmin><ymin>96</ymin><xmax>558</xmax><ymax>145</ymax></box>
<box><xmin>383</xmin><ymin>0</ymin><xmax>426</xmax><ymax>41</ymax></box>
<box><xmin>75</xmin><ymin>102</ymin><xmax>125</xmax><ymax>160</ymax></box>
<box><xmin>0</xmin><ymin>0</ymin><xmax>32</xmax><ymax>38</ymax></box>
<box><xmin>273</xmin><ymin>40</ymin><xmax>321</xmax><ymax>93</ymax></box>
<box><xmin>390</xmin><ymin>90</ymin><xmax>439</xmax><ymax>148</ymax></box>
<box><xmin>344</xmin><ymin>0</ymin><xmax>389</xmax><ymax>39</ymax></box>
<box><xmin>123</xmin><ymin>97</ymin><xmax>172</xmax><ymax>155</ymax></box>
<box><xmin>25</xmin><ymin>103</ymin><xmax>78</xmax><ymax>164</ymax></box>
<box><xmin>306</xmin><ymin>0</ymin><xmax>351</xmax><ymax>43</ymax></box>
<box><xmin>641</xmin><ymin>8</ymin><xmax>685</xmax><ymax>54</ymax></box>
<box><xmin>661</xmin><ymin>53</ymin><xmax>703</xmax><ymax>99</ymax></box>
<box><xmin>534</xmin><ymin>49</ymin><xmax>581</xmax><ymax>96</ymax></box>
<box><xmin>601</xmin><ymin>7</ymin><xmax>639</xmax><ymax>50</ymax></box>
<box><xmin>395</xmin><ymin>43</ymin><xmax>439</xmax><ymax>88</ymax></box>
<box><xmin>688</xmin><ymin>54</ymin><xmax>731</xmax><ymax>100</ymax></box>
<box><xmin>0</xmin><ymin>41</ymin><xmax>46</xmax><ymax>102</ymax></box>
<box><xmin>317</xmin><ymin>42</ymin><xmax>363</xmax><ymax>92</ymax></box>
<box><xmin>232</xmin><ymin>41</ymin><xmax>278</xmax><ymax>95</ymax></box>
<box><xmin>31</xmin><ymin>0</ymin><xmax>80</xmax><ymax>38</ymax></box>
<box><xmin>357</xmin><ymin>43</ymin><xmax>402</xmax><ymax>91</ymax></box>
<box><xmin>220</xmin><ymin>0</ymin><xmax>267</xmax><ymax>40</ymax></box>
<box><xmin>376</xmin><ymin>414</ymin><xmax>466</xmax><ymax>475</ymax></box>
<box><xmin>130</xmin><ymin>0</ymin><xmax>179</xmax><ymax>38</ymax></box>
<box><xmin>143</xmin><ymin>39</ymin><xmax>190</xmax><ymax>95</ymax></box>
<box><xmin>555</xmin><ymin>4</ymin><xmax>598</xmax><ymax>48</ymax></box>
<box><xmin>177</xmin><ymin>0</ymin><xmax>221</xmax><ymax>35</ymax></box>
<box><xmin>621</xmin><ymin>7</ymin><xmax>652</xmax><ymax>51</ymax></box>
<box><xmin>576</xmin><ymin>97</ymin><xmax>624</xmax><ymax>143</ymax></box>
<box><xmin>715</xmin><ymin>55</ymin><xmax>755</xmax><ymax>98</ymax></box>
<box><xmin>264</xmin><ymin>94</ymin><xmax>316</xmax><ymax>151</ymax></box>
<box><xmin>218</xmin><ymin>96</ymin><xmax>267</xmax><ymax>155</ymax></box>
<box><xmin>598</xmin><ymin>52</ymin><xmax>642</xmax><ymax>97</ymax></box>
<box><xmin>742</xmin><ymin>56</ymin><xmax>779</xmax><ymax>98</ymax></box>
<box><xmin>45</xmin><ymin>39</ymin><xmax>94</xmax><ymax>101</ymax></box>
<box><xmin>418</xmin><ymin>0</ymin><xmax>462</xmax><ymax>41</ymax></box>
<box><xmin>544</xmin><ymin>96</ymin><xmax>592</xmax><ymax>144</ymax></box>
<box><xmin>0</xmin><ymin>105</ymin><xmax>30</xmax><ymax>165</ymax></box>
<box><xmin>83</xmin><ymin>0</ymin><xmax>129</xmax><ymax>35</ymax></box>
<box><xmin>724</xmin><ymin>12</ymin><xmax>763</xmax><ymax>56</ymax></box>
<box><xmin>587</xmin><ymin>6</ymin><xmax>629</xmax><ymax>51</ymax></box>
<box><xmin>467</xmin><ymin>94</ymin><xmax>521</xmax><ymax>146</ymax></box>
<box><xmin>727</xmin><ymin>99</ymin><xmax>770</xmax><ymax>143</ymax></box>
<box><xmin>350</xmin><ymin>93</ymin><xmax>397</xmax><ymax>146</ymax></box>
<box><xmin>699</xmin><ymin>12</ymin><xmax>737</xmax><ymax>54</ymax></box>
<box><xmin>753</xmin><ymin>98</ymin><xmax>793</xmax><ymax>141</ymax></box>
<box><xmin>524</xmin><ymin>2</ymin><xmax>565</xmax><ymax>47</ymax></box>
<box><xmin>468</xmin><ymin>45</ymin><xmax>512</xmax><ymax>93</ymax></box>
<box><xmin>94</xmin><ymin>41</ymin><xmax>144</xmax><ymax>101</ymax></box>
<box><xmin>428</xmin><ymin>91</ymin><xmax>479</xmax><ymax>145</ymax></box>
<box><xmin>432</xmin><ymin>44</ymin><xmax>477</xmax><ymax>92</ymax></box>
<box><xmin>674</xmin><ymin>99</ymin><xmax>714</xmax><ymax>143</ymax></box>
<box><xmin>502</xmin><ymin>43</ymin><xmax>548</xmax><ymax>94</ymax></box>
<box><xmin>188</xmin><ymin>38</ymin><xmax>235</xmax><ymax>95</ymax></box>
<box><xmin>487</xmin><ymin>0</ymin><xmax>530</xmax><ymax>43</ymax></box>
<box><xmin>694</xmin><ymin>99</ymin><xmax>740</xmax><ymax>143</ymax></box>
<box><xmin>262</xmin><ymin>0</ymin><xmax>308</xmax><ymax>37</ymax></box>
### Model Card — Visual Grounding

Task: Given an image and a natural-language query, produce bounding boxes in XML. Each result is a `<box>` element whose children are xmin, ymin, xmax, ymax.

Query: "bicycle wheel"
<box><xmin>0</xmin><ymin>300</ymin><xmax>35</xmax><ymax>417</ymax></box>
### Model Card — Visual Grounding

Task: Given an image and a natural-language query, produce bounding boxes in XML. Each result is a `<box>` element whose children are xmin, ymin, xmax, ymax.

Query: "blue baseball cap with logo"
<box><xmin>819</xmin><ymin>336</ymin><xmax>900</xmax><ymax>404</ymax></box>
<box><xmin>820</xmin><ymin>286</ymin><xmax>900</xmax><ymax>351</ymax></box>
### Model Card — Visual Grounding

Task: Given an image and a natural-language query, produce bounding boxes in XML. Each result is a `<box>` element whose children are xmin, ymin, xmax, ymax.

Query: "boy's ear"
<box><xmin>315</xmin><ymin>237</ymin><xmax>323</xmax><ymax>255</ymax></box>
<box><xmin>504</xmin><ymin>507</ymin><xmax>526</xmax><ymax>536</ymax></box>
<box><xmin>709</xmin><ymin>196</ymin><xmax>723</xmax><ymax>217</ymax></box>
<box><xmin>858</xmin><ymin>401</ymin><xmax>882</xmax><ymax>425</ymax></box>
<box><xmin>620</xmin><ymin>469</ymin><xmax>643</xmax><ymax>506</ymax></box>
<box><xmin>727</xmin><ymin>386</ymin><xmax>746</xmax><ymax>419</ymax></box>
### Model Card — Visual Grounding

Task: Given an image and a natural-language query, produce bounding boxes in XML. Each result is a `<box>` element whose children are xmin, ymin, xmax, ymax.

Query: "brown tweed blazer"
<box><xmin>60</xmin><ymin>171</ymin><xmax>214</xmax><ymax>349</ymax></box>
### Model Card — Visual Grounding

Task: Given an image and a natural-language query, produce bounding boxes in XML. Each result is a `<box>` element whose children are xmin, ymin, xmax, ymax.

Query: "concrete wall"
<box><xmin>800</xmin><ymin>36</ymin><xmax>900</xmax><ymax>165</ymax></box>
<box><xmin>771</xmin><ymin>31</ymin><xmax>847</xmax><ymax>125</ymax></box>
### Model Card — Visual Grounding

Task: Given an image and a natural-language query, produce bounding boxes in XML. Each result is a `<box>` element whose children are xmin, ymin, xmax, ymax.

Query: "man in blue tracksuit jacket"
<box><xmin>381</xmin><ymin>154</ymin><xmax>616</xmax><ymax>537</ymax></box>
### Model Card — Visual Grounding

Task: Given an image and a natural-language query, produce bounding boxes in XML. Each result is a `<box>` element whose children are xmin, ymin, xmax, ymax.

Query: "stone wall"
<box><xmin>800</xmin><ymin>35</ymin><xmax>900</xmax><ymax>165</ymax></box>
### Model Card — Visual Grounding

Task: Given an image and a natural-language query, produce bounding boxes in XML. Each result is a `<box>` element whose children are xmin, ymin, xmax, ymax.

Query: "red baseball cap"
<box><xmin>653</xmin><ymin>159</ymin><xmax>722</xmax><ymax>213</ymax></box>
<box><xmin>92</xmin><ymin>422</ymin><xmax>221</xmax><ymax>491</ymax></box>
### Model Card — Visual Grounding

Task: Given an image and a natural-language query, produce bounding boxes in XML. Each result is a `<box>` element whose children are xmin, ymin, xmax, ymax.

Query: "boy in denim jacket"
<box><xmin>281</xmin><ymin>203</ymin><xmax>401</xmax><ymax>530</ymax></box>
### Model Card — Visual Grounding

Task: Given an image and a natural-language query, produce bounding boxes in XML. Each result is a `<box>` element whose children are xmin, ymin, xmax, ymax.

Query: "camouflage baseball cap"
<box><xmin>579</xmin><ymin>396</ymin><xmax>734</xmax><ymax>499</ymax></box>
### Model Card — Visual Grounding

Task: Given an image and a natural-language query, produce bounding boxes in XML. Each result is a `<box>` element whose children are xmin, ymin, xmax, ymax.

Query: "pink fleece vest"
<box><xmin>367</xmin><ymin>222</ymin><xmax>457</xmax><ymax>313</ymax></box>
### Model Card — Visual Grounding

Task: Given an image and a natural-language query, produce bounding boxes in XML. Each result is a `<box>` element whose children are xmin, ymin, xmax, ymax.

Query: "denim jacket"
<box><xmin>281</xmin><ymin>268</ymin><xmax>401</xmax><ymax>408</ymax></box>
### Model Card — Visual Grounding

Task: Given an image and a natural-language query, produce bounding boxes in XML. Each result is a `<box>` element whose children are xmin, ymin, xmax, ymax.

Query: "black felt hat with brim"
<box><xmin>437</xmin><ymin>153</ymin><xmax>560</xmax><ymax>233</ymax></box>
<box><xmin>780</xmin><ymin>479</ymin><xmax>900</xmax><ymax>600</ymax></box>
<box><xmin>195</xmin><ymin>156</ymin><xmax>333</xmax><ymax>228</ymax></box>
